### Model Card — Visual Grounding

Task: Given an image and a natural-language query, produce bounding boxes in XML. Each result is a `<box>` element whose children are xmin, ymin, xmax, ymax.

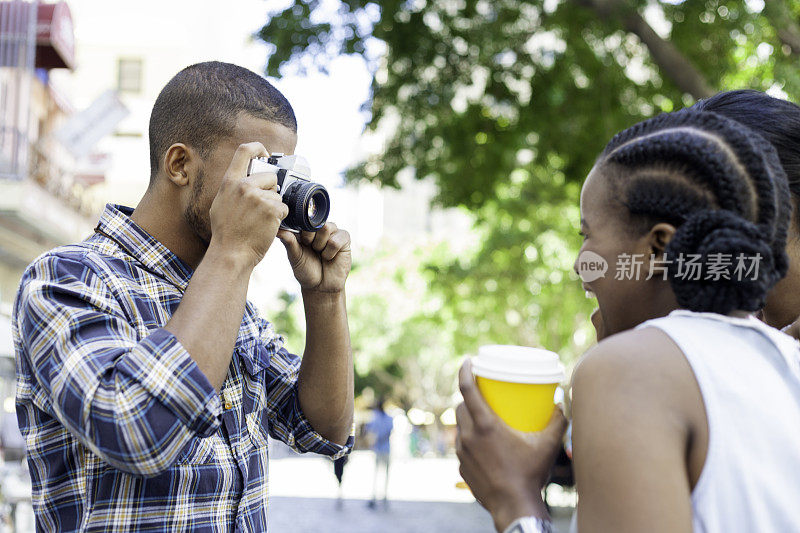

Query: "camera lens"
<box><xmin>283</xmin><ymin>181</ymin><xmax>330</xmax><ymax>232</ymax></box>
<box><xmin>308</xmin><ymin>198</ymin><xmax>317</xmax><ymax>219</ymax></box>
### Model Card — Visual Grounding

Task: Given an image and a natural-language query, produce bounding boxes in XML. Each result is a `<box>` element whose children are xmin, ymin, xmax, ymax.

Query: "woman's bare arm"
<box><xmin>572</xmin><ymin>327</ymin><xmax>704</xmax><ymax>533</ymax></box>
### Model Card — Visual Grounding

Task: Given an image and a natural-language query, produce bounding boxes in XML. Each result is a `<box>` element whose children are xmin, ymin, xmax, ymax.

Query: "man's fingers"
<box><xmin>299</xmin><ymin>230</ymin><xmax>315</xmax><ymax>246</ymax></box>
<box><xmin>278</xmin><ymin>230</ymin><xmax>303</xmax><ymax>265</ymax></box>
<box><xmin>243</xmin><ymin>171</ymin><xmax>278</xmax><ymax>192</ymax></box>
<box><xmin>226</xmin><ymin>142</ymin><xmax>269</xmax><ymax>179</ymax></box>
<box><xmin>458</xmin><ymin>359</ymin><xmax>496</xmax><ymax>432</ymax></box>
<box><xmin>320</xmin><ymin>229</ymin><xmax>351</xmax><ymax>261</ymax></box>
<box><xmin>311</xmin><ymin>222</ymin><xmax>337</xmax><ymax>252</ymax></box>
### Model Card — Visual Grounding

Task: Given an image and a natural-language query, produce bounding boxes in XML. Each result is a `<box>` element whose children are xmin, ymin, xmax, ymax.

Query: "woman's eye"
<box><xmin>578</xmin><ymin>231</ymin><xmax>587</xmax><ymax>240</ymax></box>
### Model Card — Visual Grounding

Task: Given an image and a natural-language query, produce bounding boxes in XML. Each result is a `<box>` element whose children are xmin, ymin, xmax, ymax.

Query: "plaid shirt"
<box><xmin>13</xmin><ymin>204</ymin><xmax>352</xmax><ymax>532</ymax></box>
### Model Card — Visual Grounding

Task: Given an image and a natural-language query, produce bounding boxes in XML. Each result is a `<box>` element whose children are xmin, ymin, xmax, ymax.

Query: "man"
<box><xmin>12</xmin><ymin>61</ymin><xmax>354</xmax><ymax>531</ymax></box>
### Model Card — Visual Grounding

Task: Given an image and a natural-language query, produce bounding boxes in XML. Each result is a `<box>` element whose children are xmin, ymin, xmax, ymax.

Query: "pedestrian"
<box><xmin>456</xmin><ymin>109</ymin><xmax>800</xmax><ymax>532</ymax></box>
<box><xmin>365</xmin><ymin>397</ymin><xmax>393</xmax><ymax>509</ymax></box>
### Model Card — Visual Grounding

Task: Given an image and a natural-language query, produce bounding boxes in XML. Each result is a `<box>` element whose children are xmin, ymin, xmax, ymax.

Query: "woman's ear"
<box><xmin>648</xmin><ymin>222</ymin><xmax>677</xmax><ymax>258</ymax></box>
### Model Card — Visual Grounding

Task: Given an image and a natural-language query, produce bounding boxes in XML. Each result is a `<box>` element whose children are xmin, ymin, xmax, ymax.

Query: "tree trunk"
<box><xmin>580</xmin><ymin>0</ymin><xmax>715</xmax><ymax>100</ymax></box>
<box><xmin>763</xmin><ymin>0</ymin><xmax>800</xmax><ymax>56</ymax></box>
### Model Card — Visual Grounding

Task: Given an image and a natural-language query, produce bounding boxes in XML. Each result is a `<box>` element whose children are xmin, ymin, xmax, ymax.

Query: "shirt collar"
<box><xmin>94</xmin><ymin>203</ymin><xmax>194</xmax><ymax>290</ymax></box>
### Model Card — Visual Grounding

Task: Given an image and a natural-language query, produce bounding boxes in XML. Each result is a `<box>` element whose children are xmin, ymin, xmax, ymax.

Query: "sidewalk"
<box><xmin>269</xmin><ymin>496</ymin><xmax>495</xmax><ymax>532</ymax></box>
<box><xmin>268</xmin><ymin>449</ymin><xmax>575</xmax><ymax>532</ymax></box>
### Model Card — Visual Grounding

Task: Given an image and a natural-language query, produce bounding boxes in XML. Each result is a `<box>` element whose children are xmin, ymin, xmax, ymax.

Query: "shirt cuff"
<box><xmin>118</xmin><ymin>328</ymin><xmax>222</xmax><ymax>437</ymax></box>
<box><xmin>289</xmin><ymin>398</ymin><xmax>355</xmax><ymax>460</ymax></box>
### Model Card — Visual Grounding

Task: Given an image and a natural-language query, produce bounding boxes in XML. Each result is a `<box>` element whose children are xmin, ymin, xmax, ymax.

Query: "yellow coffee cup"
<box><xmin>472</xmin><ymin>345</ymin><xmax>565</xmax><ymax>432</ymax></box>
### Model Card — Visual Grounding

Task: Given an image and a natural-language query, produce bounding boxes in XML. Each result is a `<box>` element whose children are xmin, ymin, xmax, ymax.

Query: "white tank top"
<box><xmin>635</xmin><ymin>310</ymin><xmax>800</xmax><ymax>532</ymax></box>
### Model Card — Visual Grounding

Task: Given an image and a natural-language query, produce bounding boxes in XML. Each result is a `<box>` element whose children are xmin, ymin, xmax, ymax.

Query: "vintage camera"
<box><xmin>247</xmin><ymin>154</ymin><xmax>330</xmax><ymax>232</ymax></box>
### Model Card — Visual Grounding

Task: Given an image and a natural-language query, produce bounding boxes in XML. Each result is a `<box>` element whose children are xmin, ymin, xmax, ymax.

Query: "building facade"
<box><xmin>0</xmin><ymin>0</ymin><xmax>96</xmax><ymax>306</ymax></box>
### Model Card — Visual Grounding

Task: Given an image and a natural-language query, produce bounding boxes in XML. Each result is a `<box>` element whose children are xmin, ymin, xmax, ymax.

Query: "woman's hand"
<box><xmin>455</xmin><ymin>359</ymin><xmax>568</xmax><ymax>532</ymax></box>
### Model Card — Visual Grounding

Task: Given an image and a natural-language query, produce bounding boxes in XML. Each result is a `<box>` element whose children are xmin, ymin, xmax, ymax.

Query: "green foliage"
<box><xmin>259</xmin><ymin>0</ymin><xmax>800</xmax><ymax>405</ymax></box>
<box><xmin>262</xmin><ymin>1</ymin><xmax>800</xmax><ymax>209</ymax></box>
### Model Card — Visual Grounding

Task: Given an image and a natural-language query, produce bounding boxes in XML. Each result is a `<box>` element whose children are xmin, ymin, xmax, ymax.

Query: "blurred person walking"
<box><xmin>365</xmin><ymin>398</ymin><xmax>393</xmax><ymax>509</ymax></box>
<box><xmin>12</xmin><ymin>62</ymin><xmax>354</xmax><ymax>532</ymax></box>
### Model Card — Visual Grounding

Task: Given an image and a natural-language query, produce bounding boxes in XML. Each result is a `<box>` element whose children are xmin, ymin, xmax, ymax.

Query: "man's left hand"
<box><xmin>278</xmin><ymin>223</ymin><xmax>351</xmax><ymax>293</ymax></box>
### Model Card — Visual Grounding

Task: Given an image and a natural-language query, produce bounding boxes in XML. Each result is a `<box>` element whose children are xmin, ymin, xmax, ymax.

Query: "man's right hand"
<box><xmin>208</xmin><ymin>142</ymin><xmax>289</xmax><ymax>269</ymax></box>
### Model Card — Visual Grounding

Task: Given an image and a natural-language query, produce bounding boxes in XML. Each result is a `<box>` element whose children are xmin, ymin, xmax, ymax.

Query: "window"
<box><xmin>117</xmin><ymin>58</ymin><xmax>143</xmax><ymax>94</ymax></box>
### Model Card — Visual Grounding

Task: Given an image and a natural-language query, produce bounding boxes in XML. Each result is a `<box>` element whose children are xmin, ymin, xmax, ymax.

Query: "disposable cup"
<box><xmin>472</xmin><ymin>345</ymin><xmax>565</xmax><ymax>432</ymax></box>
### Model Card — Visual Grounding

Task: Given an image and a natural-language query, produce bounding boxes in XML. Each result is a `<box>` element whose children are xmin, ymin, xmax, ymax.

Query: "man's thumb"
<box><xmin>277</xmin><ymin>230</ymin><xmax>303</xmax><ymax>264</ymax></box>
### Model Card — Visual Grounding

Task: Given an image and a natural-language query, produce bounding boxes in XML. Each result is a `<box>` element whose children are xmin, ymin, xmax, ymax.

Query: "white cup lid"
<box><xmin>472</xmin><ymin>344</ymin><xmax>565</xmax><ymax>384</ymax></box>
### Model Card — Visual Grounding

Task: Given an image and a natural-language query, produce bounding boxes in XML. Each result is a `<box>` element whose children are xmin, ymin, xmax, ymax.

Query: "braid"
<box><xmin>597</xmin><ymin>110</ymin><xmax>791</xmax><ymax>315</ymax></box>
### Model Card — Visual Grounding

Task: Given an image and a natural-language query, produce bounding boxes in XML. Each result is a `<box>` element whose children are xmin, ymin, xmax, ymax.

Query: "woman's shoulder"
<box><xmin>572</xmin><ymin>325</ymin><xmax>700</xmax><ymax>419</ymax></box>
<box><xmin>575</xmin><ymin>326</ymin><xmax>684</xmax><ymax>383</ymax></box>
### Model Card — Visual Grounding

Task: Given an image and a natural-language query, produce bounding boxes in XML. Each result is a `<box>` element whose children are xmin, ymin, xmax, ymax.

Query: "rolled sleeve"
<box><xmin>118</xmin><ymin>328</ymin><xmax>221</xmax><ymax>437</ymax></box>
<box><xmin>266</xmin><ymin>346</ymin><xmax>354</xmax><ymax>459</ymax></box>
<box><xmin>288</xmin><ymin>394</ymin><xmax>355</xmax><ymax>460</ymax></box>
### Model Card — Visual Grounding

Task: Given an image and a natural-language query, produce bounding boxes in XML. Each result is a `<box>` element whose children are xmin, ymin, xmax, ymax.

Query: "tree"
<box><xmin>260</xmin><ymin>1</ymin><xmax>799</xmax><ymax>206</ymax></box>
<box><xmin>258</xmin><ymin>1</ymin><xmax>800</xmax><ymax>376</ymax></box>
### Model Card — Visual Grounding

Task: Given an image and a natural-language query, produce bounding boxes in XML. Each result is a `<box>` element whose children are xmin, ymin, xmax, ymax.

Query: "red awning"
<box><xmin>36</xmin><ymin>2</ymin><xmax>75</xmax><ymax>70</ymax></box>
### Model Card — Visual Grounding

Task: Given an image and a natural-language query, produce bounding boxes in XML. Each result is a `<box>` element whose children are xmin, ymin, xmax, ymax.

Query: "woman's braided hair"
<box><xmin>596</xmin><ymin>110</ymin><xmax>791</xmax><ymax>315</ymax></box>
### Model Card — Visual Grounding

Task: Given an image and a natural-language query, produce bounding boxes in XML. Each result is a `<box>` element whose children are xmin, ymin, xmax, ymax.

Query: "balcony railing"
<box><xmin>0</xmin><ymin>1</ymin><xmax>37</xmax><ymax>182</ymax></box>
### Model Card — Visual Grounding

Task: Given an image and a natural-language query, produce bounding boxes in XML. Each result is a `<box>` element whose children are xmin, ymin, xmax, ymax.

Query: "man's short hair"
<box><xmin>148</xmin><ymin>61</ymin><xmax>297</xmax><ymax>182</ymax></box>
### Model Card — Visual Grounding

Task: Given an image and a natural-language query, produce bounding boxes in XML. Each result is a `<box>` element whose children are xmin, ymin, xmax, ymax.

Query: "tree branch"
<box><xmin>763</xmin><ymin>0</ymin><xmax>800</xmax><ymax>56</ymax></box>
<box><xmin>580</xmin><ymin>0</ymin><xmax>715</xmax><ymax>99</ymax></box>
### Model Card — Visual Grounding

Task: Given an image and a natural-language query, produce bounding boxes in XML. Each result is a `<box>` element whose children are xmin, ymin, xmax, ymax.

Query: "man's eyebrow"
<box><xmin>580</xmin><ymin>218</ymin><xmax>589</xmax><ymax>228</ymax></box>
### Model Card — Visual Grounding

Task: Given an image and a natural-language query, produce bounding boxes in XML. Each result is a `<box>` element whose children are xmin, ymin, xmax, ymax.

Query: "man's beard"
<box><xmin>184</xmin><ymin>168</ymin><xmax>212</xmax><ymax>246</ymax></box>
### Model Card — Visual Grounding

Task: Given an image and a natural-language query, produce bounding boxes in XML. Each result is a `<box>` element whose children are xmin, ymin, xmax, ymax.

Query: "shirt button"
<box><xmin>224</xmin><ymin>401</ymin><xmax>233</xmax><ymax>410</ymax></box>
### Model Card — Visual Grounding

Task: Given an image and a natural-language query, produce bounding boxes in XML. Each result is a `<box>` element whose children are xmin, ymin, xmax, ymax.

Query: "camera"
<box><xmin>247</xmin><ymin>154</ymin><xmax>330</xmax><ymax>232</ymax></box>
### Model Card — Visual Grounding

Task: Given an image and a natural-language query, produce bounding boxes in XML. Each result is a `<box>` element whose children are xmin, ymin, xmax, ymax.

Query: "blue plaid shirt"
<box><xmin>13</xmin><ymin>204</ymin><xmax>352</xmax><ymax>532</ymax></box>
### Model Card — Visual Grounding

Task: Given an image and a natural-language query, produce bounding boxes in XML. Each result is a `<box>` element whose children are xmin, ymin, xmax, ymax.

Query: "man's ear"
<box><xmin>647</xmin><ymin>222</ymin><xmax>677</xmax><ymax>259</ymax></box>
<box><xmin>163</xmin><ymin>143</ymin><xmax>191</xmax><ymax>187</ymax></box>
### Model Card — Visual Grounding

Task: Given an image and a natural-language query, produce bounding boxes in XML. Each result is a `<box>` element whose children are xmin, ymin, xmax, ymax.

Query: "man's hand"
<box><xmin>456</xmin><ymin>359</ymin><xmax>568</xmax><ymax>533</ymax></box>
<box><xmin>278</xmin><ymin>223</ymin><xmax>352</xmax><ymax>293</ymax></box>
<box><xmin>166</xmin><ymin>142</ymin><xmax>290</xmax><ymax>390</ymax></box>
<box><xmin>208</xmin><ymin>142</ymin><xmax>288</xmax><ymax>269</ymax></box>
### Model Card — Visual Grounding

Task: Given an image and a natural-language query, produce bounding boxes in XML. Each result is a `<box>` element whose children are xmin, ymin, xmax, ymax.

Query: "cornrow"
<box><xmin>596</xmin><ymin>110</ymin><xmax>791</xmax><ymax>315</ymax></box>
<box><xmin>692</xmin><ymin>90</ymin><xmax>800</xmax><ymax>231</ymax></box>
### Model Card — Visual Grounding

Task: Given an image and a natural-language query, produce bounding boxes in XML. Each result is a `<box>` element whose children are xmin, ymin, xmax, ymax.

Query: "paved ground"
<box><xmin>269</xmin><ymin>497</ymin><xmax>496</xmax><ymax>532</ymax></box>
<box><xmin>269</xmin><ymin>497</ymin><xmax>576</xmax><ymax>533</ymax></box>
<box><xmin>268</xmin><ymin>448</ymin><xmax>576</xmax><ymax>532</ymax></box>
<box><xmin>1</xmin><ymin>449</ymin><xmax>577</xmax><ymax>532</ymax></box>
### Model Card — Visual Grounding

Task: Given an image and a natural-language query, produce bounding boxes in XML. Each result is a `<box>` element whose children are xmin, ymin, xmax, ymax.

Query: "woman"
<box><xmin>591</xmin><ymin>90</ymin><xmax>800</xmax><ymax>341</ymax></box>
<box><xmin>455</xmin><ymin>109</ymin><xmax>800</xmax><ymax>532</ymax></box>
<box><xmin>694</xmin><ymin>90</ymin><xmax>800</xmax><ymax>332</ymax></box>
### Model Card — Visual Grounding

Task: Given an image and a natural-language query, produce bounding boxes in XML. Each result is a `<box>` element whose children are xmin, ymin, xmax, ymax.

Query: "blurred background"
<box><xmin>2</xmin><ymin>0</ymin><xmax>800</xmax><ymax>531</ymax></box>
